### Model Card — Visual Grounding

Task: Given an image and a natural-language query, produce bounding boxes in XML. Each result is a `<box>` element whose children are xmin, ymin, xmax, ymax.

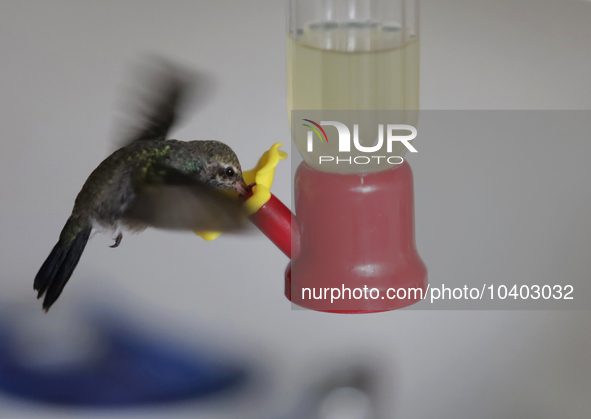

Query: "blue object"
<box><xmin>0</xmin><ymin>314</ymin><xmax>248</xmax><ymax>406</ymax></box>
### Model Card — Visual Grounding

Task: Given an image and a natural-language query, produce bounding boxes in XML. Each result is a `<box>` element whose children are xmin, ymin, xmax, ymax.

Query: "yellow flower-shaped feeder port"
<box><xmin>194</xmin><ymin>143</ymin><xmax>287</xmax><ymax>241</ymax></box>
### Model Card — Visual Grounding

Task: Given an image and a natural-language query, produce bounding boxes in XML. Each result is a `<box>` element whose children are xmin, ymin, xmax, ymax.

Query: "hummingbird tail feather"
<box><xmin>34</xmin><ymin>219</ymin><xmax>92</xmax><ymax>311</ymax></box>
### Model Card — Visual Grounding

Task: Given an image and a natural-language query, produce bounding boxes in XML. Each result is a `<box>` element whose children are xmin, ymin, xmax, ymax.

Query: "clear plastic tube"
<box><xmin>287</xmin><ymin>0</ymin><xmax>420</xmax><ymax>173</ymax></box>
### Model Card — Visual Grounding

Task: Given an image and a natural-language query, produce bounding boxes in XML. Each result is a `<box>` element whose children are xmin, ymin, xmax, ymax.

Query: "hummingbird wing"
<box><xmin>118</xmin><ymin>59</ymin><xmax>214</xmax><ymax>146</ymax></box>
<box><xmin>123</xmin><ymin>166</ymin><xmax>248</xmax><ymax>232</ymax></box>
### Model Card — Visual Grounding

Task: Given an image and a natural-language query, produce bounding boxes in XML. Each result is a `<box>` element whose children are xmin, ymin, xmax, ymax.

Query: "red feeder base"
<box><xmin>287</xmin><ymin>161</ymin><xmax>427</xmax><ymax>313</ymax></box>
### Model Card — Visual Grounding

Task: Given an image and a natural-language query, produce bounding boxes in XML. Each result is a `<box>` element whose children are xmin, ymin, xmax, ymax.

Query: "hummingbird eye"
<box><xmin>225</xmin><ymin>167</ymin><xmax>235</xmax><ymax>178</ymax></box>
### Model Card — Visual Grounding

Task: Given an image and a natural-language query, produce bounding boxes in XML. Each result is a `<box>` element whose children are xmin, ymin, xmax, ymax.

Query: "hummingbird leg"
<box><xmin>110</xmin><ymin>232</ymin><xmax>123</xmax><ymax>248</ymax></box>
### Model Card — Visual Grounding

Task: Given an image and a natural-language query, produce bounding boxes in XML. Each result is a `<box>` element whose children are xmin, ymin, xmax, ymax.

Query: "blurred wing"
<box><xmin>123</xmin><ymin>167</ymin><xmax>247</xmax><ymax>232</ymax></box>
<box><xmin>117</xmin><ymin>58</ymin><xmax>215</xmax><ymax>146</ymax></box>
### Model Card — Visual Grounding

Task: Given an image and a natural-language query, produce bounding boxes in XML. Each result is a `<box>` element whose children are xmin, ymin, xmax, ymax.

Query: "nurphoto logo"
<box><xmin>302</xmin><ymin>119</ymin><xmax>417</xmax><ymax>166</ymax></box>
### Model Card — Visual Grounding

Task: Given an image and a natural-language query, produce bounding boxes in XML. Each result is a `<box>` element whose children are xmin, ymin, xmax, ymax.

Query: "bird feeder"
<box><xmin>202</xmin><ymin>0</ymin><xmax>426</xmax><ymax>313</ymax></box>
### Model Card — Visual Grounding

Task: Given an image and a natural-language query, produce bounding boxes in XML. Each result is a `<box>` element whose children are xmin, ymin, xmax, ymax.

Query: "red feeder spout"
<box><xmin>242</xmin><ymin>189</ymin><xmax>297</xmax><ymax>259</ymax></box>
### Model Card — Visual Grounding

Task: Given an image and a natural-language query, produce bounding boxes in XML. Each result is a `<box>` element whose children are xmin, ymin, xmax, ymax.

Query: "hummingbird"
<box><xmin>34</xmin><ymin>62</ymin><xmax>249</xmax><ymax>312</ymax></box>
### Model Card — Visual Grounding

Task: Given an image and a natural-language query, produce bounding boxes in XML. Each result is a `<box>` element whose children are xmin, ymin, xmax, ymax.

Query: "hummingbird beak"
<box><xmin>235</xmin><ymin>180</ymin><xmax>248</xmax><ymax>196</ymax></box>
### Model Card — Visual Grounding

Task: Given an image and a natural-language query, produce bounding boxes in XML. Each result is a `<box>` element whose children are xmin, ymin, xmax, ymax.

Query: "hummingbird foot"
<box><xmin>110</xmin><ymin>232</ymin><xmax>123</xmax><ymax>248</ymax></box>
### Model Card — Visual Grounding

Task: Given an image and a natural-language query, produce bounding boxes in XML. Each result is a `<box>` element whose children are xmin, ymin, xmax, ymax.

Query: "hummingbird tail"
<box><xmin>34</xmin><ymin>218</ymin><xmax>92</xmax><ymax>312</ymax></box>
